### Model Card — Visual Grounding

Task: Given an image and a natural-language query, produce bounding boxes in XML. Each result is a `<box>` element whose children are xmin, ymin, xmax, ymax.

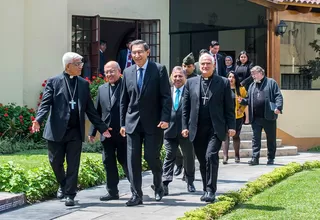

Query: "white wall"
<box><xmin>278</xmin><ymin>90</ymin><xmax>320</xmax><ymax>138</ymax></box>
<box><xmin>67</xmin><ymin>0</ymin><xmax>170</xmax><ymax>68</ymax></box>
<box><xmin>0</xmin><ymin>0</ymin><xmax>25</xmax><ymax>105</ymax></box>
<box><xmin>23</xmin><ymin>0</ymin><xmax>68</xmax><ymax>107</ymax></box>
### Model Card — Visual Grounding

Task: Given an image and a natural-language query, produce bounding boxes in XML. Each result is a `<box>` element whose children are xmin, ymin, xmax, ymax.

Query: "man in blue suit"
<box><xmin>117</xmin><ymin>38</ymin><xmax>135</xmax><ymax>72</ymax></box>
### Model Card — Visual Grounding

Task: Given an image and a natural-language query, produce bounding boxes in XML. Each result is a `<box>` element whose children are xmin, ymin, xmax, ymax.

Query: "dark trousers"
<box><xmin>163</xmin><ymin>136</ymin><xmax>195</xmax><ymax>184</ymax></box>
<box><xmin>251</xmin><ymin>117</ymin><xmax>277</xmax><ymax>160</ymax></box>
<box><xmin>175</xmin><ymin>147</ymin><xmax>183</xmax><ymax>167</ymax></box>
<box><xmin>47</xmin><ymin>128</ymin><xmax>82</xmax><ymax>198</ymax></box>
<box><xmin>193</xmin><ymin>126</ymin><xmax>222</xmax><ymax>193</ymax></box>
<box><xmin>101</xmin><ymin>130</ymin><xmax>129</xmax><ymax>196</ymax></box>
<box><xmin>126</xmin><ymin>123</ymin><xmax>163</xmax><ymax>197</ymax></box>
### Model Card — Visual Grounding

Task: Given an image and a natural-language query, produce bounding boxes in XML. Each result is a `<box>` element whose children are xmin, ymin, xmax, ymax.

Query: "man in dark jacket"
<box><xmin>238</xmin><ymin>65</ymin><xmax>283</xmax><ymax>166</ymax></box>
<box><xmin>88</xmin><ymin>61</ymin><xmax>129</xmax><ymax>201</ymax></box>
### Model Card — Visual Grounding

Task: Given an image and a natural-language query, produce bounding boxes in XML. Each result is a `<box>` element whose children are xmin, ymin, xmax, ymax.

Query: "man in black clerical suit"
<box><xmin>182</xmin><ymin>53</ymin><xmax>236</xmax><ymax>203</ymax></box>
<box><xmin>32</xmin><ymin>52</ymin><xmax>109</xmax><ymax>206</ymax></box>
<box><xmin>120</xmin><ymin>40</ymin><xmax>172</xmax><ymax>206</ymax></box>
<box><xmin>209</xmin><ymin>41</ymin><xmax>226</xmax><ymax>77</ymax></box>
<box><xmin>174</xmin><ymin>52</ymin><xmax>198</xmax><ymax>179</ymax></box>
<box><xmin>161</xmin><ymin>66</ymin><xmax>195</xmax><ymax>195</ymax></box>
<box><xmin>88</xmin><ymin>61</ymin><xmax>129</xmax><ymax>201</ymax></box>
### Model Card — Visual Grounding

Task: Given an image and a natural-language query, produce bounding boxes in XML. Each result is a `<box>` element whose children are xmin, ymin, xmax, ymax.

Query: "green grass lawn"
<box><xmin>0</xmin><ymin>149</ymin><xmax>102</xmax><ymax>171</ymax></box>
<box><xmin>220</xmin><ymin>169</ymin><xmax>320</xmax><ymax>220</ymax></box>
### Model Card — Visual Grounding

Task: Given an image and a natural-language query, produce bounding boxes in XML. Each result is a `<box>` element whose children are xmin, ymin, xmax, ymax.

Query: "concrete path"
<box><xmin>1</xmin><ymin>153</ymin><xmax>319</xmax><ymax>220</ymax></box>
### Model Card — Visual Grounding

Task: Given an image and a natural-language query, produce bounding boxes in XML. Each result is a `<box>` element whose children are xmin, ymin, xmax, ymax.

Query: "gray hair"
<box><xmin>250</xmin><ymin>65</ymin><xmax>265</xmax><ymax>75</ymax></box>
<box><xmin>62</xmin><ymin>52</ymin><xmax>83</xmax><ymax>69</ymax></box>
<box><xmin>172</xmin><ymin>66</ymin><xmax>187</xmax><ymax>76</ymax></box>
<box><xmin>199</xmin><ymin>53</ymin><xmax>215</xmax><ymax>65</ymax></box>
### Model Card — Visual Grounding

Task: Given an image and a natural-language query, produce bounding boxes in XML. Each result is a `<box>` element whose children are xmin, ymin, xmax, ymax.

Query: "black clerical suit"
<box><xmin>89</xmin><ymin>78</ymin><xmax>129</xmax><ymax>196</ymax></box>
<box><xmin>163</xmin><ymin>86</ymin><xmax>195</xmax><ymax>185</ymax></box>
<box><xmin>36</xmin><ymin>72</ymin><xmax>108</xmax><ymax>199</ymax></box>
<box><xmin>120</xmin><ymin>60</ymin><xmax>172</xmax><ymax>199</ymax></box>
<box><xmin>182</xmin><ymin>74</ymin><xmax>235</xmax><ymax>195</ymax></box>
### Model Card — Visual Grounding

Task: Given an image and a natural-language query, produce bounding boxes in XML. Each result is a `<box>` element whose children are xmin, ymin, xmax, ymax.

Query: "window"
<box><xmin>280</xmin><ymin>21</ymin><xmax>320</xmax><ymax>90</ymax></box>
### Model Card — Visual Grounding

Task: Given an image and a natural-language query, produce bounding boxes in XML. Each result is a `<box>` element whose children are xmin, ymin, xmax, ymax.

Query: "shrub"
<box><xmin>178</xmin><ymin>160</ymin><xmax>320</xmax><ymax>220</ymax></box>
<box><xmin>84</xmin><ymin>75</ymin><xmax>107</xmax><ymax>100</ymax></box>
<box><xmin>0</xmin><ymin>138</ymin><xmax>46</xmax><ymax>154</ymax></box>
<box><xmin>82</xmin><ymin>141</ymin><xmax>102</xmax><ymax>153</ymax></box>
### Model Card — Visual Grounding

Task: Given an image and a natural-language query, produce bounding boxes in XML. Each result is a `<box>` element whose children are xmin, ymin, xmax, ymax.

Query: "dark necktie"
<box><xmin>137</xmin><ymin>68</ymin><xmax>144</xmax><ymax>92</ymax></box>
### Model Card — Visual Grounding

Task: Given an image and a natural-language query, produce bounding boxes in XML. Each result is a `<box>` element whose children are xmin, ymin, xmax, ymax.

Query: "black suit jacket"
<box><xmin>117</xmin><ymin>49</ymin><xmax>135</xmax><ymax>72</ymax></box>
<box><xmin>99</xmin><ymin>51</ymin><xmax>105</xmax><ymax>74</ymax></box>
<box><xmin>36</xmin><ymin>73</ymin><xmax>108</xmax><ymax>142</ymax></box>
<box><xmin>182</xmin><ymin>74</ymin><xmax>235</xmax><ymax>142</ymax></box>
<box><xmin>216</xmin><ymin>53</ymin><xmax>226</xmax><ymax>77</ymax></box>
<box><xmin>164</xmin><ymin>86</ymin><xmax>185</xmax><ymax>139</ymax></box>
<box><xmin>89</xmin><ymin>79</ymin><xmax>122</xmax><ymax>141</ymax></box>
<box><xmin>120</xmin><ymin>61</ymin><xmax>172</xmax><ymax>134</ymax></box>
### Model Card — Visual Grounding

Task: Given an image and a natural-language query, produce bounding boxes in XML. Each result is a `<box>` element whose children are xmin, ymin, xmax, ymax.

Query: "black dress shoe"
<box><xmin>65</xmin><ymin>197</ymin><xmax>75</xmax><ymax>206</ymax></box>
<box><xmin>126</xmin><ymin>195</ymin><xmax>143</xmax><ymax>206</ymax></box>
<box><xmin>174</xmin><ymin>165</ymin><xmax>183</xmax><ymax>176</ymax></box>
<box><xmin>155</xmin><ymin>189</ymin><xmax>164</xmax><ymax>201</ymax></box>
<box><xmin>163</xmin><ymin>185</ymin><xmax>169</xmax><ymax>196</ymax></box>
<box><xmin>100</xmin><ymin>193</ymin><xmax>119</xmax><ymax>201</ymax></box>
<box><xmin>187</xmin><ymin>183</ymin><xmax>196</xmax><ymax>192</ymax></box>
<box><xmin>57</xmin><ymin>187</ymin><xmax>65</xmax><ymax>199</ymax></box>
<box><xmin>205</xmin><ymin>192</ymin><xmax>216</xmax><ymax>203</ymax></box>
<box><xmin>200</xmin><ymin>192</ymin><xmax>207</xmax><ymax>201</ymax></box>
<box><xmin>267</xmin><ymin>159</ymin><xmax>274</xmax><ymax>165</ymax></box>
<box><xmin>248</xmin><ymin>158</ymin><xmax>259</xmax><ymax>166</ymax></box>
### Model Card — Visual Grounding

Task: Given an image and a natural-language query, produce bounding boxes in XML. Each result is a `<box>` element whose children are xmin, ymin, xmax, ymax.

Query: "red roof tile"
<box><xmin>271</xmin><ymin>0</ymin><xmax>320</xmax><ymax>4</ymax></box>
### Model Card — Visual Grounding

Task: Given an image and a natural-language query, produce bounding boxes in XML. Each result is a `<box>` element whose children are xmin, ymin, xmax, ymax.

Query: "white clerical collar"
<box><xmin>69</xmin><ymin>75</ymin><xmax>74</xmax><ymax>79</ymax></box>
<box><xmin>100</xmin><ymin>49</ymin><xmax>103</xmax><ymax>53</ymax></box>
<box><xmin>174</xmin><ymin>85</ymin><xmax>184</xmax><ymax>92</ymax></box>
<box><xmin>136</xmin><ymin>59</ymin><xmax>149</xmax><ymax>71</ymax></box>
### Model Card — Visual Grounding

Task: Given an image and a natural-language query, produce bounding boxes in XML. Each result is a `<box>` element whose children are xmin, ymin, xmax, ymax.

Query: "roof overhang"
<box><xmin>248</xmin><ymin>0</ymin><xmax>320</xmax><ymax>11</ymax></box>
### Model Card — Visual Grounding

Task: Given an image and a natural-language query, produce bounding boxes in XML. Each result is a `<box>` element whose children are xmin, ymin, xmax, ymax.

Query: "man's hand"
<box><xmin>32</xmin><ymin>120</ymin><xmax>40</xmax><ymax>133</ymax></box>
<box><xmin>120</xmin><ymin>127</ymin><xmax>126</xmax><ymax>137</ymax></box>
<box><xmin>157</xmin><ymin>121</ymin><xmax>169</xmax><ymax>129</ymax></box>
<box><xmin>102</xmin><ymin>127</ymin><xmax>112</xmax><ymax>138</ymax></box>
<box><xmin>274</xmin><ymin>109</ymin><xmax>280</xmax><ymax>114</ymax></box>
<box><xmin>181</xmin><ymin>129</ymin><xmax>189</xmax><ymax>138</ymax></box>
<box><xmin>88</xmin><ymin>136</ymin><xmax>95</xmax><ymax>143</ymax></box>
<box><xmin>228</xmin><ymin>129</ymin><xmax>236</xmax><ymax>137</ymax></box>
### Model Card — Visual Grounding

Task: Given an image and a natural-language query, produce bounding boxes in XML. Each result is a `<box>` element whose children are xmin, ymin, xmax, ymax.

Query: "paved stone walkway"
<box><xmin>1</xmin><ymin>153</ymin><xmax>319</xmax><ymax>220</ymax></box>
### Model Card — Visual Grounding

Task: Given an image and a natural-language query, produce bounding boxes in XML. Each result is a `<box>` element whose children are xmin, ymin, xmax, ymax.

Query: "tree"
<box><xmin>299</xmin><ymin>40</ymin><xmax>320</xmax><ymax>80</ymax></box>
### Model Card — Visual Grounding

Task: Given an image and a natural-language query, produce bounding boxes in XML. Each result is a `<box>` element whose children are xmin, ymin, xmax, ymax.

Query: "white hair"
<box><xmin>62</xmin><ymin>52</ymin><xmax>83</xmax><ymax>69</ymax></box>
<box><xmin>199</xmin><ymin>53</ymin><xmax>215</xmax><ymax>65</ymax></box>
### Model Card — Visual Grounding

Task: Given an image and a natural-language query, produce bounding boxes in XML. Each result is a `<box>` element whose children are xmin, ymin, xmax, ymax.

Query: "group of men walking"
<box><xmin>32</xmin><ymin>38</ymin><xmax>283</xmax><ymax>207</ymax></box>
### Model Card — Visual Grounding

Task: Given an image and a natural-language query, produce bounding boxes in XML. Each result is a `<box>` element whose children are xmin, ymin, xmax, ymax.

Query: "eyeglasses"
<box><xmin>72</xmin><ymin>62</ymin><xmax>84</xmax><ymax>67</ymax></box>
<box><xmin>105</xmin><ymin>69</ymin><xmax>117</xmax><ymax>74</ymax></box>
<box><xmin>131</xmin><ymin>50</ymin><xmax>146</xmax><ymax>55</ymax></box>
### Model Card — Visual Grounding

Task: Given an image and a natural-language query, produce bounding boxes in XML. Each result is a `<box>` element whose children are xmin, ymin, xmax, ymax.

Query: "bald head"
<box><xmin>104</xmin><ymin>61</ymin><xmax>121</xmax><ymax>84</ymax></box>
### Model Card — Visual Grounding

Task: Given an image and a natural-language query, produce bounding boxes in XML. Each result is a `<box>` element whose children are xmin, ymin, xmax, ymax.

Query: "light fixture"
<box><xmin>276</xmin><ymin>20</ymin><xmax>288</xmax><ymax>36</ymax></box>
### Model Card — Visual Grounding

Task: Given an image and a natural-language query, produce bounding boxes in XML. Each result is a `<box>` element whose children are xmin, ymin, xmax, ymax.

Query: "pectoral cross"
<box><xmin>69</xmin><ymin>99</ymin><xmax>76</xmax><ymax>110</ymax></box>
<box><xmin>202</xmin><ymin>96</ymin><xmax>209</xmax><ymax>105</ymax></box>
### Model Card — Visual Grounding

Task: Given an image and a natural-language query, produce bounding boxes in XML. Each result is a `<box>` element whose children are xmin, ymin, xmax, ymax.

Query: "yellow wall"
<box><xmin>0</xmin><ymin>0</ymin><xmax>169</xmax><ymax>108</ymax></box>
<box><xmin>278</xmin><ymin>90</ymin><xmax>320</xmax><ymax>138</ymax></box>
<box><xmin>23</xmin><ymin>0</ymin><xmax>69</xmax><ymax>107</ymax></box>
<box><xmin>0</xmin><ymin>0</ymin><xmax>25</xmax><ymax>105</ymax></box>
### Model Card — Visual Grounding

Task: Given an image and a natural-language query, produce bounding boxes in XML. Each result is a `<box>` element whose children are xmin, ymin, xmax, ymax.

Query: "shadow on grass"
<box><xmin>237</xmin><ymin>203</ymin><xmax>285</xmax><ymax>211</ymax></box>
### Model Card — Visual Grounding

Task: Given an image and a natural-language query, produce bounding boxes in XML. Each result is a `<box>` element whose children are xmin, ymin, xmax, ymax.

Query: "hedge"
<box><xmin>0</xmin><ymin>147</ymin><xmax>166</xmax><ymax>203</ymax></box>
<box><xmin>177</xmin><ymin>160</ymin><xmax>320</xmax><ymax>220</ymax></box>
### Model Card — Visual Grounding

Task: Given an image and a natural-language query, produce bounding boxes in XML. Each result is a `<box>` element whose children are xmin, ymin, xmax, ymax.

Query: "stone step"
<box><xmin>0</xmin><ymin>192</ymin><xmax>26</xmax><ymax>213</ymax></box>
<box><xmin>239</xmin><ymin>131</ymin><xmax>266</xmax><ymax>140</ymax></box>
<box><xmin>230</xmin><ymin>139</ymin><xmax>282</xmax><ymax>149</ymax></box>
<box><xmin>219</xmin><ymin>146</ymin><xmax>298</xmax><ymax>159</ymax></box>
<box><xmin>241</xmin><ymin>125</ymin><xmax>253</xmax><ymax>132</ymax></box>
